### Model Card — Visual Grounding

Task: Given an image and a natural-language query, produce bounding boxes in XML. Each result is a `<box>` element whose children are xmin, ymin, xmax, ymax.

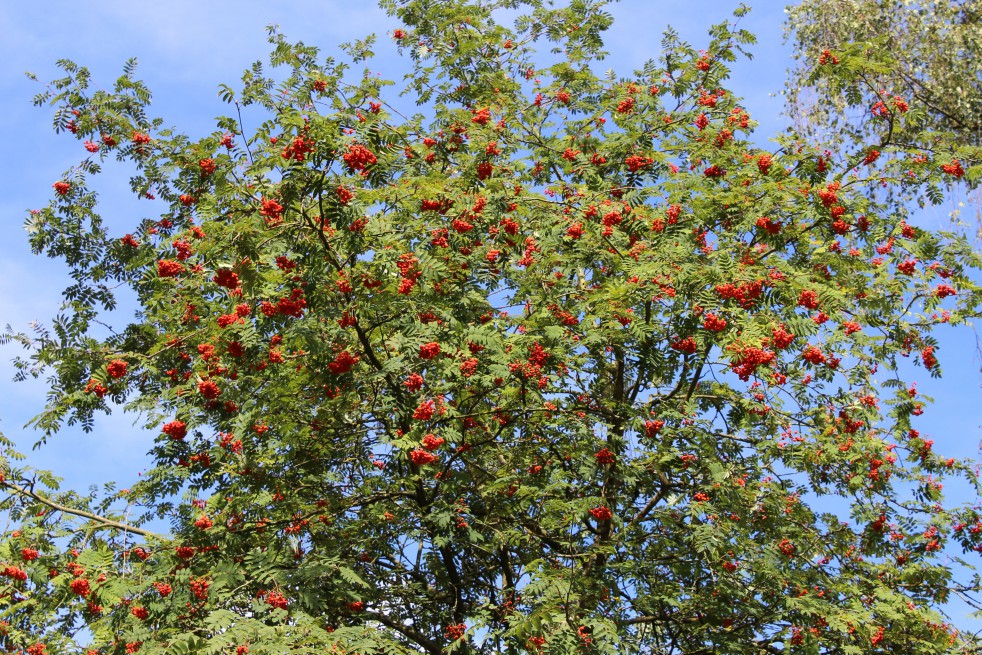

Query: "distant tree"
<box><xmin>786</xmin><ymin>0</ymin><xmax>982</xmax><ymax>151</ymax></box>
<box><xmin>2</xmin><ymin>1</ymin><xmax>982</xmax><ymax>654</ymax></box>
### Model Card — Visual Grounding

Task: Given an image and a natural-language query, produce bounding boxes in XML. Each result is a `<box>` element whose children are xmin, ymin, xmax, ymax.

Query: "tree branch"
<box><xmin>0</xmin><ymin>479</ymin><xmax>165</xmax><ymax>539</ymax></box>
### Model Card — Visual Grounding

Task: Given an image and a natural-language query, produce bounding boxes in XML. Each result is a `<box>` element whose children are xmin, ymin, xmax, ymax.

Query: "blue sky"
<box><xmin>0</xmin><ymin>0</ymin><xmax>980</xmax><ymax>625</ymax></box>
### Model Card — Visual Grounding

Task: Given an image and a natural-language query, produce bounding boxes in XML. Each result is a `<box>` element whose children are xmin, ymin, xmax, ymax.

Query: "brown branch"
<box><xmin>365</xmin><ymin>610</ymin><xmax>443</xmax><ymax>655</ymax></box>
<box><xmin>0</xmin><ymin>479</ymin><xmax>164</xmax><ymax>539</ymax></box>
<box><xmin>626</xmin><ymin>472</ymin><xmax>673</xmax><ymax>530</ymax></box>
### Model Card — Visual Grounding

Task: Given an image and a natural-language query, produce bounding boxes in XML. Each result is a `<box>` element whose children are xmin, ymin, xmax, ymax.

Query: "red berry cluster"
<box><xmin>327</xmin><ymin>351</ymin><xmax>359</xmax><ymax>375</ymax></box>
<box><xmin>261</xmin><ymin>589</ymin><xmax>289</xmax><ymax>610</ymax></box>
<box><xmin>702</xmin><ymin>313</ymin><xmax>727</xmax><ymax>332</ymax></box>
<box><xmin>729</xmin><ymin>346</ymin><xmax>776</xmax><ymax>381</ymax></box>
<box><xmin>589</xmin><ymin>506</ymin><xmax>612</xmax><ymax>521</ymax></box>
<box><xmin>189</xmin><ymin>577</ymin><xmax>210</xmax><ymax>600</ymax></box>
<box><xmin>197</xmin><ymin>380</ymin><xmax>221</xmax><ymax>399</ymax></box>
<box><xmin>157</xmin><ymin>259</ymin><xmax>185</xmax><ymax>278</ymax></box>
<box><xmin>644</xmin><ymin>420</ymin><xmax>665</xmax><ymax>438</ymax></box>
<box><xmin>419</xmin><ymin>342</ymin><xmax>441</xmax><ymax>360</ymax></box>
<box><xmin>282</xmin><ymin>136</ymin><xmax>316</xmax><ymax>162</ymax></box>
<box><xmin>671</xmin><ymin>337</ymin><xmax>698</xmax><ymax>354</ymax></box>
<box><xmin>259</xmin><ymin>198</ymin><xmax>284</xmax><ymax>225</ymax></box>
<box><xmin>162</xmin><ymin>420</ymin><xmax>187</xmax><ymax>440</ymax></box>
<box><xmin>755</xmin><ymin>217</ymin><xmax>781</xmax><ymax>235</ymax></box>
<box><xmin>797</xmin><ymin>289</ymin><xmax>820</xmax><ymax>310</ymax></box>
<box><xmin>625</xmin><ymin>155</ymin><xmax>654</xmax><ymax>172</ymax></box>
<box><xmin>213</xmin><ymin>269</ymin><xmax>240</xmax><ymax>289</ymax></box>
<box><xmin>106</xmin><ymin>359</ymin><xmax>128</xmax><ymax>379</ymax></box>
<box><xmin>410</xmin><ymin>449</ymin><xmax>439</xmax><ymax>466</ymax></box>
<box><xmin>715</xmin><ymin>280</ymin><xmax>764</xmax><ymax>308</ymax></box>
<box><xmin>69</xmin><ymin>577</ymin><xmax>91</xmax><ymax>597</ymax></box>
<box><xmin>941</xmin><ymin>160</ymin><xmax>965</xmax><ymax>178</ymax></box>
<box><xmin>413</xmin><ymin>400</ymin><xmax>436</xmax><ymax>421</ymax></box>
<box><xmin>421</xmin><ymin>434</ymin><xmax>445</xmax><ymax>451</ymax></box>
<box><xmin>342</xmin><ymin>144</ymin><xmax>377</xmax><ymax>172</ymax></box>
<box><xmin>445</xmin><ymin>623</ymin><xmax>466</xmax><ymax>641</ymax></box>
<box><xmin>818</xmin><ymin>49</ymin><xmax>839</xmax><ymax>65</ymax></box>
<box><xmin>594</xmin><ymin>448</ymin><xmax>616</xmax><ymax>465</ymax></box>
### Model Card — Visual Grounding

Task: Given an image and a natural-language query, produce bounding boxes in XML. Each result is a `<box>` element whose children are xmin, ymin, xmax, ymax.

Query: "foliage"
<box><xmin>785</xmin><ymin>0</ymin><xmax>982</xmax><ymax>177</ymax></box>
<box><xmin>2</xmin><ymin>1</ymin><xmax>982</xmax><ymax>653</ymax></box>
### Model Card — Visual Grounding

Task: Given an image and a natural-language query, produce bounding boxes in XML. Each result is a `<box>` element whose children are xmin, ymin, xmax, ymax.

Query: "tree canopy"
<box><xmin>2</xmin><ymin>1</ymin><xmax>982</xmax><ymax>654</ymax></box>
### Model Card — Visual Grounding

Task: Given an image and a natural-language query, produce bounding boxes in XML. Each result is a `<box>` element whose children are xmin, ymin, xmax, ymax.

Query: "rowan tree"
<box><xmin>2</xmin><ymin>1</ymin><xmax>982</xmax><ymax>654</ymax></box>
